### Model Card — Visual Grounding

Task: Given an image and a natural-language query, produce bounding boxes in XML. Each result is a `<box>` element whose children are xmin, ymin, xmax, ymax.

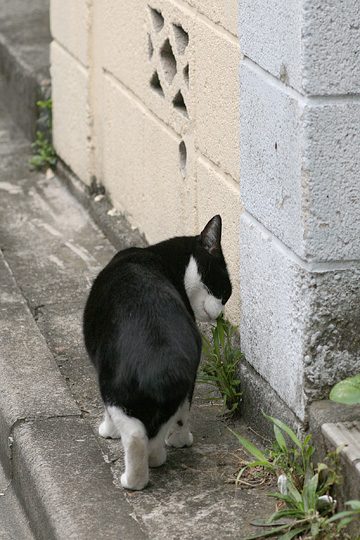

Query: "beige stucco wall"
<box><xmin>50</xmin><ymin>0</ymin><xmax>241</xmax><ymax>322</ymax></box>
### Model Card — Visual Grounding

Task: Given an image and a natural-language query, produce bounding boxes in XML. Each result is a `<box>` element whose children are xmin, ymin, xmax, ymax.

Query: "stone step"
<box><xmin>309</xmin><ymin>400</ymin><xmax>360</xmax><ymax>520</ymax></box>
<box><xmin>323</xmin><ymin>421</ymin><xmax>360</xmax><ymax>500</ymax></box>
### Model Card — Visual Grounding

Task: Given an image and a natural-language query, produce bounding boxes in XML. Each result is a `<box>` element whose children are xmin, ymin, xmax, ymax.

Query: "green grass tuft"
<box><xmin>231</xmin><ymin>415</ymin><xmax>360</xmax><ymax>539</ymax></box>
<box><xmin>198</xmin><ymin>315</ymin><xmax>242</xmax><ymax>415</ymax></box>
<box><xmin>30</xmin><ymin>99</ymin><xmax>57</xmax><ymax>171</ymax></box>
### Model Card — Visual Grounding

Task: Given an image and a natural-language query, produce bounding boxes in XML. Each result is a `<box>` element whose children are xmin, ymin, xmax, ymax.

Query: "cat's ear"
<box><xmin>200</xmin><ymin>215</ymin><xmax>222</xmax><ymax>255</ymax></box>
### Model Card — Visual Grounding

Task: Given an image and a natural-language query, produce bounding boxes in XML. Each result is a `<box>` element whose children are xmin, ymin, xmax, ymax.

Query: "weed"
<box><xmin>231</xmin><ymin>415</ymin><xmax>360</xmax><ymax>539</ymax></box>
<box><xmin>198</xmin><ymin>315</ymin><xmax>242</xmax><ymax>414</ymax></box>
<box><xmin>30</xmin><ymin>99</ymin><xmax>57</xmax><ymax>170</ymax></box>
<box><xmin>330</xmin><ymin>373</ymin><xmax>360</xmax><ymax>405</ymax></box>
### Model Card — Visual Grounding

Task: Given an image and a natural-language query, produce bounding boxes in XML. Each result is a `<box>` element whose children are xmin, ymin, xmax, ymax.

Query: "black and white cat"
<box><xmin>83</xmin><ymin>215</ymin><xmax>232</xmax><ymax>490</ymax></box>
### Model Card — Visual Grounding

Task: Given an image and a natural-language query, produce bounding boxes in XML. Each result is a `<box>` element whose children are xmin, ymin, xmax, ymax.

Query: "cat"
<box><xmin>83</xmin><ymin>215</ymin><xmax>232</xmax><ymax>490</ymax></box>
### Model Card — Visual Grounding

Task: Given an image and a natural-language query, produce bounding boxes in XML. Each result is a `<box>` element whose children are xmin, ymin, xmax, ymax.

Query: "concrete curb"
<box><xmin>13</xmin><ymin>417</ymin><xmax>146</xmax><ymax>540</ymax></box>
<box><xmin>0</xmin><ymin>251</ymin><xmax>146</xmax><ymax>539</ymax></box>
<box><xmin>0</xmin><ymin>34</ymin><xmax>49</xmax><ymax>140</ymax></box>
<box><xmin>309</xmin><ymin>401</ymin><xmax>360</xmax><ymax>507</ymax></box>
<box><xmin>0</xmin><ymin>0</ymin><xmax>51</xmax><ymax>140</ymax></box>
<box><xmin>322</xmin><ymin>421</ymin><xmax>360</xmax><ymax>497</ymax></box>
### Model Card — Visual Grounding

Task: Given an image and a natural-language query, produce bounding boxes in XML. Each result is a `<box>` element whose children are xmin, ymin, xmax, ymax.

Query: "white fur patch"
<box><xmin>98</xmin><ymin>409</ymin><xmax>121</xmax><ymax>439</ymax></box>
<box><xmin>165</xmin><ymin>399</ymin><xmax>193</xmax><ymax>448</ymax></box>
<box><xmin>148</xmin><ymin>424</ymin><xmax>168</xmax><ymax>468</ymax></box>
<box><xmin>107</xmin><ymin>406</ymin><xmax>149</xmax><ymax>490</ymax></box>
<box><xmin>184</xmin><ymin>256</ymin><xmax>223</xmax><ymax>322</ymax></box>
<box><xmin>99</xmin><ymin>400</ymin><xmax>195</xmax><ymax>489</ymax></box>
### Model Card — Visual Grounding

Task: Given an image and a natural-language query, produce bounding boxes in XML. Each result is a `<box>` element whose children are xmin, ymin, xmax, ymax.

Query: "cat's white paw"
<box><xmin>166</xmin><ymin>430</ymin><xmax>193</xmax><ymax>448</ymax></box>
<box><xmin>98</xmin><ymin>419</ymin><xmax>120</xmax><ymax>439</ymax></box>
<box><xmin>149</xmin><ymin>446</ymin><xmax>167</xmax><ymax>468</ymax></box>
<box><xmin>121</xmin><ymin>472</ymin><xmax>148</xmax><ymax>491</ymax></box>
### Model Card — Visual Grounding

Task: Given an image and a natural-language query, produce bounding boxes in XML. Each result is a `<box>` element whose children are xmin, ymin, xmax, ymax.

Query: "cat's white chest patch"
<box><xmin>184</xmin><ymin>256</ymin><xmax>223</xmax><ymax>322</ymax></box>
<box><xmin>184</xmin><ymin>256</ymin><xmax>202</xmax><ymax>292</ymax></box>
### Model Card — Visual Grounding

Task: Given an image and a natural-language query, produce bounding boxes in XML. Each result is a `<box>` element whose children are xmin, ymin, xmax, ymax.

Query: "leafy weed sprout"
<box><xmin>230</xmin><ymin>415</ymin><xmax>360</xmax><ymax>539</ymax></box>
<box><xmin>30</xmin><ymin>99</ymin><xmax>57</xmax><ymax>170</ymax></box>
<box><xmin>198</xmin><ymin>315</ymin><xmax>242</xmax><ymax>415</ymax></box>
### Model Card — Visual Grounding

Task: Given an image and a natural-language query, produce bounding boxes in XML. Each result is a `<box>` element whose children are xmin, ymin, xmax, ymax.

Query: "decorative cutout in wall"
<box><xmin>148</xmin><ymin>6</ymin><xmax>189</xmax><ymax>119</ymax></box>
<box><xmin>148</xmin><ymin>34</ymin><xmax>154</xmax><ymax>59</ymax></box>
<box><xmin>172</xmin><ymin>24</ymin><xmax>189</xmax><ymax>55</ymax></box>
<box><xmin>150</xmin><ymin>8</ymin><xmax>164</xmax><ymax>32</ymax></box>
<box><xmin>173</xmin><ymin>90</ymin><xmax>187</xmax><ymax>117</ymax></box>
<box><xmin>183</xmin><ymin>64</ymin><xmax>189</xmax><ymax>87</ymax></box>
<box><xmin>160</xmin><ymin>39</ymin><xmax>177</xmax><ymax>83</ymax></box>
<box><xmin>150</xmin><ymin>71</ymin><xmax>164</xmax><ymax>97</ymax></box>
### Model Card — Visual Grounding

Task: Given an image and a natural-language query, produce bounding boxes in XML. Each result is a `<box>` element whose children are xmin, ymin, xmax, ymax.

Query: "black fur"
<box><xmin>83</xmin><ymin>216</ymin><xmax>232</xmax><ymax>438</ymax></box>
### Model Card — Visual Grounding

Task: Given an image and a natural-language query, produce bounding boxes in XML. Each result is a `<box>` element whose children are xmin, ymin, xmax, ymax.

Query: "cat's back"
<box><xmin>83</xmin><ymin>246</ymin><xmax>200</xmax><ymax>364</ymax></box>
<box><xmin>85</xmin><ymin>246</ymin><xmax>182</xmax><ymax>313</ymax></box>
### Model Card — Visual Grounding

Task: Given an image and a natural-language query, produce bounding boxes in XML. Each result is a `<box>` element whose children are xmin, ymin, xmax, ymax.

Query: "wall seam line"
<box><xmin>167</xmin><ymin>0</ymin><xmax>239</xmax><ymax>45</ymax></box>
<box><xmin>103</xmin><ymin>69</ymin><xmax>239</xmax><ymax>187</ymax></box>
<box><xmin>243</xmin><ymin>56</ymin><xmax>360</xmax><ymax>105</ymax></box>
<box><xmin>52</xmin><ymin>39</ymin><xmax>88</xmax><ymax>72</ymax></box>
<box><xmin>197</xmin><ymin>154</ymin><xmax>239</xmax><ymax>192</ymax></box>
<box><xmin>242</xmin><ymin>210</ymin><xmax>360</xmax><ymax>272</ymax></box>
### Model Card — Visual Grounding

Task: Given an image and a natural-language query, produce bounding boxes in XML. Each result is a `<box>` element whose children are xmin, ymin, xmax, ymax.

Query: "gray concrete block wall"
<box><xmin>239</xmin><ymin>0</ymin><xmax>360</xmax><ymax>421</ymax></box>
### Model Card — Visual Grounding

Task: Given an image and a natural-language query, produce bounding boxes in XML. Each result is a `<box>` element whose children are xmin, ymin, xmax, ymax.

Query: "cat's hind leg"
<box><xmin>98</xmin><ymin>408</ymin><xmax>121</xmax><ymax>439</ymax></box>
<box><xmin>148</xmin><ymin>424</ymin><xmax>168</xmax><ymax>468</ymax></box>
<box><xmin>165</xmin><ymin>399</ymin><xmax>193</xmax><ymax>448</ymax></box>
<box><xmin>108</xmin><ymin>405</ymin><xmax>149</xmax><ymax>490</ymax></box>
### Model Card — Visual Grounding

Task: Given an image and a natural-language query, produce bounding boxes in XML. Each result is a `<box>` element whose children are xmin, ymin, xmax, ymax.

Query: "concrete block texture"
<box><xmin>184</xmin><ymin>0</ymin><xmax>238</xmax><ymax>37</ymax></box>
<box><xmin>50</xmin><ymin>0</ymin><xmax>241</xmax><ymax>323</ymax></box>
<box><xmin>302</xmin><ymin>0</ymin><xmax>360</xmax><ymax>95</ymax></box>
<box><xmin>51</xmin><ymin>41</ymin><xmax>92</xmax><ymax>185</ymax></box>
<box><xmin>103</xmin><ymin>74</ymin><xmax>196</xmax><ymax>243</ymax></box>
<box><xmin>304</xmin><ymin>267</ymin><xmax>360</xmax><ymax>402</ymax></box>
<box><xmin>196</xmin><ymin>158</ymin><xmax>241</xmax><ymax>323</ymax></box>
<box><xmin>50</xmin><ymin>0</ymin><xmax>91</xmax><ymax>67</ymax></box>
<box><xmin>240</xmin><ymin>61</ymin><xmax>303</xmax><ymax>256</ymax></box>
<box><xmin>240</xmin><ymin>213</ymin><xmax>360</xmax><ymax>418</ymax></box>
<box><xmin>239</xmin><ymin>0</ymin><xmax>360</xmax><ymax>96</ymax></box>
<box><xmin>101</xmin><ymin>0</ymin><xmax>239</xmax><ymax>178</ymax></box>
<box><xmin>239</xmin><ymin>0</ymin><xmax>302</xmax><ymax>92</ymax></box>
<box><xmin>240</xmin><ymin>60</ymin><xmax>360</xmax><ymax>262</ymax></box>
<box><xmin>102</xmin><ymin>0</ymin><xmax>193</xmax><ymax>136</ymax></box>
<box><xmin>240</xmin><ymin>213</ymin><xmax>307</xmax><ymax>419</ymax></box>
<box><xmin>194</xmin><ymin>15</ymin><xmax>240</xmax><ymax>181</ymax></box>
<box><xmin>302</xmin><ymin>101</ymin><xmax>360</xmax><ymax>261</ymax></box>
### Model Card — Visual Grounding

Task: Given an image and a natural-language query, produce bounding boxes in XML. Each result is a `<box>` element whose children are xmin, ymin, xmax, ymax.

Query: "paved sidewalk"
<box><xmin>0</xmin><ymin>75</ymin><xmax>275</xmax><ymax>537</ymax></box>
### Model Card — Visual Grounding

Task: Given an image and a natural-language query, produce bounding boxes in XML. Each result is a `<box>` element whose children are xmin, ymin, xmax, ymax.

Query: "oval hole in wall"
<box><xmin>179</xmin><ymin>141</ymin><xmax>187</xmax><ymax>178</ymax></box>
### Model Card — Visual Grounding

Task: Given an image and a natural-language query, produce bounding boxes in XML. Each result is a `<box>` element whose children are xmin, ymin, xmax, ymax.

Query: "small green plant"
<box><xmin>231</xmin><ymin>415</ymin><xmax>360</xmax><ymax>539</ymax></box>
<box><xmin>198</xmin><ymin>315</ymin><xmax>242</xmax><ymax>414</ymax></box>
<box><xmin>30</xmin><ymin>99</ymin><xmax>57</xmax><ymax>170</ymax></box>
<box><xmin>330</xmin><ymin>374</ymin><xmax>360</xmax><ymax>405</ymax></box>
<box><xmin>230</xmin><ymin>415</ymin><xmax>318</xmax><ymax>490</ymax></box>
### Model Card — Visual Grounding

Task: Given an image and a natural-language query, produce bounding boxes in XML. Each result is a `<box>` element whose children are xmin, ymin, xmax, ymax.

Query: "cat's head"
<box><xmin>184</xmin><ymin>215</ymin><xmax>232</xmax><ymax>322</ymax></box>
